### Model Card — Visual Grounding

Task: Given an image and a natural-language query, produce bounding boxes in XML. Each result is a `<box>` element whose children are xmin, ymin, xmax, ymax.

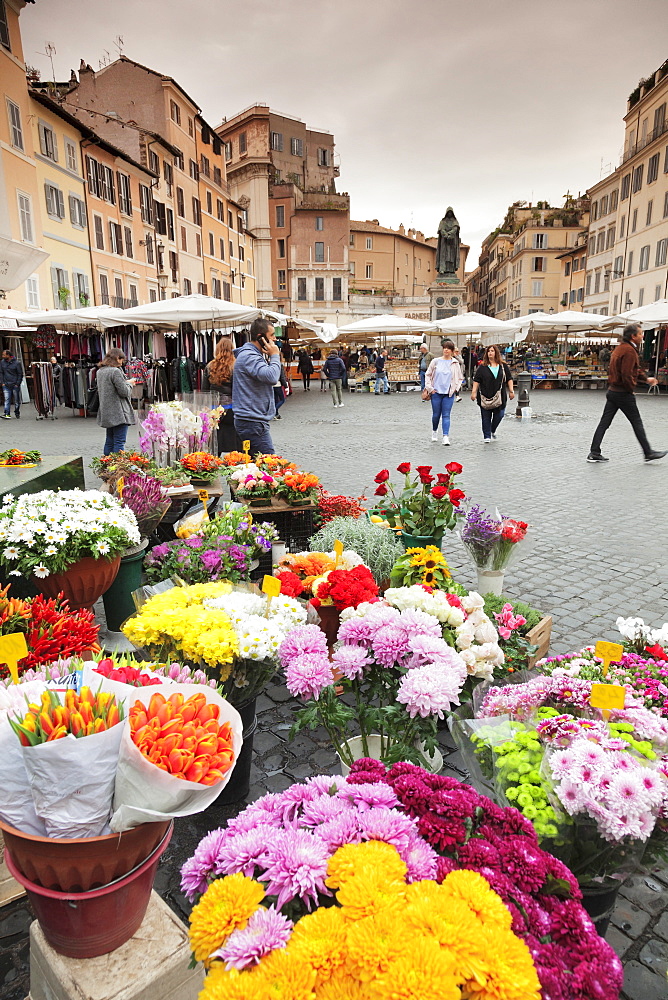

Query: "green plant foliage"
<box><xmin>309</xmin><ymin>516</ymin><xmax>404</xmax><ymax>585</ymax></box>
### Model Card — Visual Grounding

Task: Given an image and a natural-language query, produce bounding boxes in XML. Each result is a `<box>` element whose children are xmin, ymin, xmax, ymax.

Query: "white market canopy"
<box><xmin>514</xmin><ymin>310</ymin><xmax>611</xmax><ymax>343</ymax></box>
<box><xmin>119</xmin><ymin>294</ymin><xmax>259</xmax><ymax>327</ymax></box>
<box><xmin>601</xmin><ymin>299</ymin><xmax>668</xmax><ymax>331</ymax></box>
<box><xmin>336</xmin><ymin>313</ymin><xmax>436</xmax><ymax>336</ymax></box>
<box><xmin>433</xmin><ymin>312</ymin><xmax>520</xmax><ymax>336</ymax></box>
<box><xmin>16</xmin><ymin>304</ymin><xmax>128</xmax><ymax>329</ymax></box>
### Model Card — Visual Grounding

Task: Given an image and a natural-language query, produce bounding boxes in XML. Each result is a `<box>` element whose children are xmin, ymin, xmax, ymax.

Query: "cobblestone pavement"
<box><xmin>1</xmin><ymin>386</ymin><xmax>667</xmax><ymax>999</ymax></box>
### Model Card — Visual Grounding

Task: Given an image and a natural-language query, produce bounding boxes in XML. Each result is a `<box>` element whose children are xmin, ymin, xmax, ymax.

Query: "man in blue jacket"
<box><xmin>232</xmin><ymin>319</ymin><xmax>282</xmax><ymax>455</ymax></box>
<box><xmin>323</xmin><ymin>350</ymin><xmax>347</xmax><ymax>407</ymax></box>
<box><xmin>0</xmin><ymin>350</ymin><xmax>23</xmax><ymax>419</ymax></box>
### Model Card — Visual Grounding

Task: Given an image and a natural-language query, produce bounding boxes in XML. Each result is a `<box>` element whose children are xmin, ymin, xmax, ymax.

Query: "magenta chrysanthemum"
<box><xmin>216</xmin><ymin>906</ymin><xmax>293</xmax><ymax>970</ymax></box>
<box><xmin>260</xmin><ymin>828</ymin><xmax>331</xmax><ymax>910</ymax></box>
<box><xmin>331</xmin><ymin>644</ymin><xmax>371</xmax><ymax>680</ymax></box>
<box><xmin>180</xmin><ymin>827</ymin><xmax>230</xmax><ymax>900</ymax></box>
<box><xmin>278</xmin><ymin>625</ymin><xmax>328</xmax><ymax>666</ymax></box>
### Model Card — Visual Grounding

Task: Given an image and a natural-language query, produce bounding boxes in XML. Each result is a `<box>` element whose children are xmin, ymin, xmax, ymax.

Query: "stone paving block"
<box><xmin>611</xmin><ymin>897</ymin><xmax>651</xmax><ymax>938</ymax></box>
<box><xmin>619</xmin><ymin>876</ymin><xmax>668</xmax><ymax>916</ymax></box>
<box><xmin>621</xmin><ymin>959</ymin><xmax>668</xmax><ymax>1000</ymax></box>
<box><xmin>639</xmin><ymin>938</ymin><xmax>668</xmax><ymax>977</ymax></box>
<box><xmin>655</xmin><ymin>912</ymin><xmax>668</xmax><ymax>941</ymax></box>
<box><xmin>606</xmin><ymin>926</ymin><xmax>633</xmax><ymax>959</ymax></box>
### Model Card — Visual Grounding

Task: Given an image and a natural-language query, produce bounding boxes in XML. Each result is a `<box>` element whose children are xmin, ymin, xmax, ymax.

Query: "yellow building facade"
<box><xmin>348</xmin><ymin>221</ymin><xmax>436</xmax><ymax>296</ymax></box>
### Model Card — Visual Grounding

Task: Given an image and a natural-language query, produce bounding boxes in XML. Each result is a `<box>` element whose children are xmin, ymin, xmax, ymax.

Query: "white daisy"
<box><xmin>97</xmin><ymin>541</ymin><xmax>110</xmax><ymax>555</ymax></box>
<box><xmin>3</xmin><ymin>546</ymin><xmax>19</xmax><ymax>560</ymax></box>
<box><xmin>33</xmin><ymin>565</ymin><xmax>50</xmax><ymax>578</ymax></box>
<box><xmin>45</xmin><ymin>545</ymin><xmax>57</xmax><ymax>556</ymax></box>
<box><xmin>8</xmin><ymin>570</ymin><xmax>21</xmax><ymax>577</ymax></box>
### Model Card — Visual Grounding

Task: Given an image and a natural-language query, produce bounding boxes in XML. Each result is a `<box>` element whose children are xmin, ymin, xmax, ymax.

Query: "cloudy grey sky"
<box><xmin>21</xmin><ymin>0</ymin><xmax>668</xmax><ymax>263</ymax></box>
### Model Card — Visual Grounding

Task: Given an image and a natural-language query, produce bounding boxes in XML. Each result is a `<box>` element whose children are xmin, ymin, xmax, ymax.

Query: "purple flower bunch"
<box><xmin>348</xmin><ymin>760</ymin><xmax>623</xmax><ymax>1000</ymax></box>
<box><xmin>460</xmin><ymin>504</ymin><xmax>502</xmax><ymax>567</ymax></box>
<box><xmin>118</xmin><ymin>473</ymin><xmax>170</xmax><ymax>538</ymax></box>
<box><xmin>609</xmin><ymin>652</ymin><xmax>668</xmax><ymax>715</ymax></box>
<box><xmin>144</xmin><ymin>533</ymin><xmax>253</xmax><ymax>584</ymax></box>
<box><xmin>138</xmin><ymin>410</ymin><xmax>166</xmax><ymax>453</ymax></box>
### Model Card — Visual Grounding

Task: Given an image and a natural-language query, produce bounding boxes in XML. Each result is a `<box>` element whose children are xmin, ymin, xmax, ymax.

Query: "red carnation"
<box><xmin>646</xmin><ymin>644</ymin><xmax>668</xmax><ymax>662</ymax></box>
<box><xmin>416</xmin><ymin>465</ymin><xmax>432</xmax><ymax>475</ymax></box>
<box><xmin>276</xmin><ymin>570</ymin><xmax>305</xmax><ymax>598</ymax></box>
<box><xmin>374</xmin><ymin>469</ymin><xmax>390</xmax><ymax>483</ymax></box>
<box><xmin>397</xmin><ymin>462</ymin><xmax>411</xmax><ymax>475</ymax></box>
<box><xmin>431</xmin><ymin>484</ymin><xmax>448</xmax><ymax>499</ymax></box>
<box><xmin>445</xmin><ymin>462</ymin><xmax>463</xmax><ymax>475</ymax></box>
<box><xmin>374</xmin><ymin>483</ymin><xmax>389</xmax><ymax>496</ymax></box>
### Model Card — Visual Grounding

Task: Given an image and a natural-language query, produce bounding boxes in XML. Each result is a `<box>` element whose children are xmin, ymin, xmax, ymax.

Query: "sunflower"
<box><xmin>189</xmin><ymin>873</ymin><xmax>265</xmax><ymax>964</ymax></box>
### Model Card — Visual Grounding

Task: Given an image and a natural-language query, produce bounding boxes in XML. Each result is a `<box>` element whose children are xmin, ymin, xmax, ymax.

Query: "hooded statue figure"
<box><xmin>436</xmin><ymin>207</ymin><xmax>461</xmax><ymax>276</ymax></box>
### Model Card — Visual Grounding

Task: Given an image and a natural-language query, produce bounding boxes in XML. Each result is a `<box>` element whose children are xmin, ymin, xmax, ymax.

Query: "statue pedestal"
<box><xmin>429</xmin><ymin>280</ymin><xmax>467</xmax><ymax>322</ymax></box>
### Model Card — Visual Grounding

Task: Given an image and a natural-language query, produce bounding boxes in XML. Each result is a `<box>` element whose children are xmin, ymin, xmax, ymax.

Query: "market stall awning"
<box><xmin>118</xmin><ymin>294</ymin><xmax>260</xmax><ymax>327</ymax></box>
<box><xmin>336</xmin><ymin>313</ymin><xmax>437</xmax><ymax>336</ymax></box>
<box><xmin>0</xmin><ymin>309</ymin><xmax>30</xmax><ymax>331</ymax></box>
<box><xmin>600</xmin><ymin>299</ymin><xmax>668</xmax><ymax>330</ymax></box>
<box><xmin>14</xmin><ymin>304</ymin><xmax>130</xmax><ymax>329</ymax></box>
<box><xmin>0</xmin><ymin>236</ymin><xmax>49</xmax><ymax>294</ymax></box>
<box><xmin>433</xmin><ymin>312</ymin><xmax>520</xmax><ymax>336</ymax></box>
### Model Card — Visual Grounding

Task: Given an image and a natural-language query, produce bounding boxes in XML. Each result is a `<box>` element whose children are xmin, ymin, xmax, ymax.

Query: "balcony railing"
<box><xmin>620</xmin><ymin>118</ymin><xmax>668</xmax><ymax>164</ymax></box>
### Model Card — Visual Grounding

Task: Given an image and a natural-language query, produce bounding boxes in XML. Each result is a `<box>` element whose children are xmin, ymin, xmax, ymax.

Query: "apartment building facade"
<box><xmin>217</xmin><ymin>105</ymin><xmax>349</xmax><ymax>318</ymax></box>
<box><xmin>348</xmin><ymin>221</ymin><xmax>436</xmax><ymax>296</ymax></box>
<box><xmin>556</xmin><ymin>235</ymin><xmax>589</xmax><ymax>312</ymax></box>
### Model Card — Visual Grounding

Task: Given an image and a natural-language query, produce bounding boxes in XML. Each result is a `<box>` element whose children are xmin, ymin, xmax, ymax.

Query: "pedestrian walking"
<box><xmin>50</xmin><ymin>356</ymin><xmax>63</xmax><ymax>404</ymax></box>
<box><xmin>374</xmin><ymin>350</ymin><xmax>390</xmax><ymax>394</ymax></box>
<box><xmin>232</xmin><ymin>318</ymin><xmax>282</xmax><ymax>455</ymax></box>
<box><xmin>418</xmin><ymin>344</ymin><xmax>435</xmax><ymax>392</ymax></box>
<box><xmin>471</xmin><ymin>345</ymin><xmax>514</xmax><ymax>443</ymax></box>
<box><xmin>587</xmin><ymin>323</ymin><xmax>666</xmax><ymax>463</ymax></box>
<box><xmin>323</xmin><ymin>350</ymin><xmax>347</xmax><ymax>407</ymax></box>
<box><xmin>424</xmin><ymin>340</ymin><xmax>463</xmax><ymax>445</ymax></box>
<box><xmin>0</xmin><ymin>349</ymin><xmax>23</xmax><ymax>420</ymax></box>
<box><xmin>273</xmin><ymin>363</ymin><xmax>288</xmax><ymax>419</ymax></box>
<box><xmin>207</xmin><ymin>337</ymin><xmax>242</xmax><ymax>454</ymax></box>
<box><xmin>296</xmin><ymin>349</ymin><xmax>314</xmax><ymax>390</ymax></box>
<box><xmin>96</xmin><ymin>348</ymin><xmax>137</xmax><ymax>455</ymax></box>
<box><xmin>598</xmin><ymin>345</ymin><xmax>612</xmax><ymax>371</ymax></box>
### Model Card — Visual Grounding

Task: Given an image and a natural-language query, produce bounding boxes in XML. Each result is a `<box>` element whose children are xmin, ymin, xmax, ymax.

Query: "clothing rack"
<box><xmin>31</xmin><ymin>362</ymin><xmax>57</xmax><ymax>420</ymax></box>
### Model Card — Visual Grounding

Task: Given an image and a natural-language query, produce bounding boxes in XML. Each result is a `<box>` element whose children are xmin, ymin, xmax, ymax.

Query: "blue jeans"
<box><xmin>374</xmin><ymin>372</ymin><xmax>389</xmax><ymax>394</ymax></box>
<box><xmin>481</xmin><ymin>406</ymin><xmax>506</xmax><ymax>440</ymax></box>
<box><xmin>234</xmin><ymin>417</ymin><xmax>274</xmax><ymax>456</ymax></box>
<box><xmin>430</xmin><ymin>392</ymin><xmax>455</xmax><ymax>434</ymax></box>
<box><xmin>419</xmin><ymin>371</ymin><xmax>426</xmax><ymax>391</ymax></box>
<box><xmin>104</xmin><ymin>424</ymin><xmax>129</xmax><ymax>455</ymax></box>
<box><xmin>3</xmin><ymin>386</ymin><xmax>20</xmax><ymax>416</ymax></box>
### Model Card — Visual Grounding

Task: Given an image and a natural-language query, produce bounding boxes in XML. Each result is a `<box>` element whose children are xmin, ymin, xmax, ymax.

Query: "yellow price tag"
<box><xmin>333</xmin><ymin>539</ymin><xmax>344</xmax><ymax>567</ymax></box>
<box><xmin>262</xmin><ymin>575</ymin><xmax>282</xmax><ymax>598</ymax></box>
<box><xmin>198</xmin><ymin>489</ymin><xmax>209</xmax><ymax>503</ymax></box>
<box><xmin>590</xmin><ymin>683</ymin><xmax>626</xmax><ymax>711</ymax></box>
<box><xmin>0</xmin><ymin>632</ymin><xmax>28</xmax><ymax>684</ymax></box>
<box><xmin>595</xmin><ymin>640</ymin><xmax>624</xmax><ymax>678</ymax></box>
<box><xmin>117</xmin><ymin>476</ymin><xmax>124</xmax><ymax>499</ymax></box>
<box><xmin>242</xmin><ymin>440</ymin><xmax>250</xmax><ymax>454</ymax></box>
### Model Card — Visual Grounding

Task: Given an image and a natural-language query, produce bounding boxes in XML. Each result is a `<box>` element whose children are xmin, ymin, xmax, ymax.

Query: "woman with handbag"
<box><xmin>471</xmin><ymin>345</ymin><xmax>514</xmax><ymax>443</ymax></box>
<box><xmin>424</xmin><ymin>340</ymin><xmax>463</xmax><ymax>446</ymax></box>
<box><xmin>208</xmin><ymin>337</ymin><xmax>242</xmax><ymax>453</ymax></box>
<box><xmin>96</xmin><ymin>348</ymin><xmax>137</xmax><ymax>455</ymax></box>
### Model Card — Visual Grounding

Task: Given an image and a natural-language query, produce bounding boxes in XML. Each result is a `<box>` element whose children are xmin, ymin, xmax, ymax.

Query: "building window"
<box><xmin>604</xmin><ymin>270</ymin><xmax>610</xmax><ymax>291</ymax></box>
<box><xmin>349</xmin><ymin>261</ymin><xmax>355</xmax><ymax>277</ymax></box>
<box><xmin>236</xmin><ymin>130</ymin><xmax>246</xmax><ymax>155</ymax></box>
<box><xmin>332</xmin><ymin>277</ymin><xmax>342</xmax><ymax>301</ymax></box>
<box><xmin>569</xmin><ymin>289</ymin><xmax>576</xmax><ymax>304</ymax></box>
<box><xmin>26</xmin><ymin>276</ymin><xmax>39</xmax><ymax>309</ymax></box>
<box><xmin>631</xmin><ymin>208</ymin><xmax>638</xmax><ymax>233</ymax></box>
<box><xmin>366</xmin><ymin>236</ymin><xmax>373</xmax><ymax>250</ymax></box>
<box><xmin>531</xmin><ymin>279</ymin><xmax>543</xmax><ymax>297</ymax></box>
<box><xmin>0</xmin><ymin>1</ymin><xmax>10</xmax><ymax>49</ymax></box>
<box><xmin>205</xmin><ymin>231</ymin><xmax>213</xmax><ymax>256</ymax></box>
<box><xmin>297</xmin><ymin>277</ymin><xmax>307</xmax><ymax>300</ymax></box>
<box><xmin>170</xmin><ymin>100</ymin><xmax>181</xmax><ymax>125</ymax></box>
<box><xmin>621</xmin><ymin>173</ymin><xmax>631</xmax><ymax>200</ymax></box>
<box><xmin>596</xmin><ymin>232</ymin><xmax>605</xmax><ymax>254</ymax></box>
<box><xmin>314</xmin><ymin>242</ymin><xmax>325</xmax><ymax>262</ymax></box>
<box><xmin>154</xmin><ymin>201</ymin><xmax>167</xmax><ymax>235</ymax></box>
<box><xmin>610</xmin><ymin>189</ymin><xmax>618</xmax><ymax>211</ymax></box>
<box><xmin>647</xmin><ymin>152</ymin><xmax>660</xmax><ymax>184</ymax></box>
<box><xmin>169</xmin><ymin>251</ymin><xmax>178</xmax><ymax>280</ymax></box>
<box><xmin>585</xmin><ymin>273</ymin><xmax>592</xmax><ymax>296</ymax></box>
<box><xmin>288</xmin><ymin>136</ymin><xmax>302</xmax><ymax>157</ymax></box>
<box><xmin>99</xmin><ymin>273</ymin><xmax>109</xmax><ymax>305</ymax></box>
<box><xmin>139</xmin><ymin>184</ymin><xmax>153</xmax><ymax>224</ymax></box>
<box><xmin>148</xmin><ymin>150</ymin><xmax>159</xmax><ymax>175</ymax></box>
<box><xmin>213</xmin><ymin>165</ymin><xmax>221</xmax><ymax>185</ymax></box>
<box><xmin>275</xmin><ymin>205</ymin><xmax>285</xmax><ymax>228</ymax></box>
<box><xmin>646</xmin><ymin>200</ymin><xmax>653</xmax><ymax>226</ymax></box>
<box><xmin>593</xmin><ymin>271</ymin><xmax>601</xmax><ymax>294</ymax></box>
<box><xmin>202</xmin><ymin>190</ymin><xmax>210</xmax><ymax>216</ymax></box>
<box><xmin>117</xmin><ymin>172</ymin><xmax>132</xmax><ymax>216</ymax></box>
<box><xmin>124</xmin><ymin>226</ymin><xmax>133</xmax><ymax>258</ymax></box>
<box><xmin>315</xmin><ymin>277</ymin><xmax>325</xmax><ymax>300</ymax></box>
<box><xmin>224</xmin><ymin>141</ymin><xmax>232</xmax><ymax>161</ymax></box>
<box><xmin>365</xmin><ymin>263</ymin><xmax>373</xmax><ymax>279</ymax></box>
<box><xmin>229</xmin><ymin>240</ymin><xmax>234</xmax><ymax>258</ymax></box>
<box><xmin>656</xmin><ymin>239</ymin><xmax>668</xmax><ymax>267</ymax></box>
<box><xmin>599</xmin><ymin>194</ymin><xmax>609</xmax><ymax>216</ymax></box>
<box><xmin>277</xmin><ymin>269</ymin><xmax>286</xmax><ymax>291</ymax></box>
<box><xmin>638</xmin><ymin>287</ymin><xmax>645</xmax><ymax>307</ymax></box>
<box><xmin>38</xmin><ymin>122</ymin><xmax>57</xmax><ymax>161</ymax></box>
<box><xmin>277</xmin><ymin>238</ymin><xmax>285</xmax><ymax>258</ymax></box>
<box><xmin>93</xmin><ymin>215</ymin><xmax>104</xmax><ymax>250</ymax></box>
<box><xmin>192</xmin><ymin>197</ymin><xmax>202</xmax><ymax>225</ymax></box>
<box><xmin>17</xmin><ymin>192</ymin><xmax>33</xmax><ymax>243</ymax></box>
<box><xmin>270</xmin><ymin>131</ymin><xmax>283</xmax><ymax>151</ymax></box>
<box><xmin>349</xmin><ymin>234</ymin><xmax>355</xmax><ymax>247</ymax></box>
<box><xmin>219</xmin><ymin>238</ymin><xmax>225</xmax><ymax>259</ymax></box>
<box><xmin>532</xmin><ymin>256</ymin><xmax>545</xmax><ymax>272</ymax></box>
<box><xmin>173</xmin><ymin>147</ymin><xmax>184</xmax><ymax>170</ymax></box>
<box><xmin>163</xmin><ymin>160</ymin><xmax>173</xmax><ymax>194</ymax></box>
<box><xmin>183</xmin><ymin>278</ymin><xmax>192</xmax><ymax>295</ymax></box>
<box><xmin>627</xmin><ymin>251</ymin><xmax>633</xmax><ymax>276</ymax></box>
<box><xmin>7</xmin><ymin>99</ymin><xmax>23</xmax><ymax>150</ymax></box>
<box><xmin>606</xmin><ymin>226</ymin><xmax>616</xmax><ymax>249</ymax></box>
<box><xmin>109</xmin><ymin>222</ymin><xmax>123</xmax><ymax>255</ymax></box>
<box><xmin>175</xmin><ymin>186</ymin><xmax>185</xmax><ymax>218</ymax></box>
<box><xmin>216</xmin><ymin>198</ymin><xmax>224</xmax><ymax>221</ymax></box>
<box><xmin>195</xmin><ymin>233</ymin><xmax>202</xmax><ymax>256</ymax></box>
<box><xmin>68</xmin><ymin>195</ymin><xmax>86</xmax><ymax>229</ymax></box>
<box><xmin>591</xmin><ymin>201</ymin><xmax>598</xmax><ymax>222</ymax></box>
<box><xmin>181</xmin><ymin>227</ymin><xmax>187</xmax><ymax>252</ymax></box>
<box><xmin>632</xmin><ymin>164</ymin><xmax>644</xmax><ymax>193</ymax></box>
<box><xmin>228</xmin><ymin>210</ymin><xmax>233</xmax><ymax>228</ymax></box>
<box><xmin>577</xmin><ymin>287</ymin><xmax>584</xmax><ymax>302</ymax></box>
<box><xmin>211</xmin><ymin>276</ymin><xmax>221</xmax><ymax>298</ymax></box>
<box><xmin>200</xmin><ymin>155</ymin><xmax>210</xmax><ymax>178</ymax></box>
<box><xmin>532</xmin><ymin>233</ymin><xmax>547</xmax><ymax>249</ymax></box>
<box><xmin>197</xmin><ymin>282</ymin><xmax>207</xmax><ymax>294</ymax></box>
<box><xmin>189</xmin><ymin>159</ymin><xmax>199</xmax><ymax>181</ymax></box>
<box><xmin>564</xmin><ymin>261</ymin><xmax>571</xmax><ymax>276</ymax></box>
<box><xmin>145</xmin><ymin>233</ymin><xmax>154</xmax><ymax>264</ymax></box>
<box><xmin>315</xmin><ymin>216</ymin><xmax>323</xmax><ymax>231</ymax></box>
<box><xmin>44</xmin><ymin>182</ymin><xmax>65</xmax><ymax>220</ymax></box>
<box><xmin>317</xmin><ymin>148</ymin><xmax>330</xmax><ymax>166</ymax></box>
<box><xmin>613</xmin><ymin>254</ymin><xmax>623</xmax><ymax>277</ymax></box>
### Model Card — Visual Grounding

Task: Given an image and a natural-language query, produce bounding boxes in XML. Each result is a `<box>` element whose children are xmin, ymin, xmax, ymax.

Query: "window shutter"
<box><xmin>39</xmin><ymin>124</ymin><xmax>47</xmax><ymax>156</ymax></box>
<box><xmin>109</xmin><ymin>221</ymin><xmax>116</xmax><ymax>253</ymax></box>
<box><xmin>44</xmin><ymin>183</ymin><xmax>53</xmax><ymax>216</ymax></box>
<box><xmin>69</xmin><ymin>194</ymin><xmax>76</xmax><ymax>224</ymax></box>
<box><xmin>50</xmin><ymin>266</ymin><xmax>60</xmax><ymax>307</ymax></box>
<box><xmin>201</xmin><ymin>124</ymin><xmax>210</xmax><ymax>144</ymax></box>
<box><xmin>116</xmin><ymin>224</ymin><xmax>123</xmax><ymax>255</ymax></box>
<box><xmin>56</xmin><ymin>189</ymin><xmax>65</xmax><ymax>219</ymax></box>
<box><xmin>107</xmin><ymin>168</ymin><xmax>115</xmax><ymax>205</ymax></box>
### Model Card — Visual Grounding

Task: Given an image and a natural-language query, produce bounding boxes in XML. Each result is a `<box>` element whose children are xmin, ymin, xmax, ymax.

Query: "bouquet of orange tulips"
<box><xmin>111</xmin><ymin>682</ymin><xmax>242</xmax><ymax>832</ymax></box>
<box><xmin>10</xmin><ymin>687</ymin><xmax>123</xmax><ymax>745</ymax></box>
<box><xmin>128</xmin><ymin>691</ymin><xmax>235</xmax><ymax>786</ymax></box>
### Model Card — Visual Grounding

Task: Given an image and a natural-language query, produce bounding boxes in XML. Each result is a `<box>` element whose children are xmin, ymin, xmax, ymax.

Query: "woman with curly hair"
<box><xmin>207</xmin><ymin>337</ymin><xmax>242</xmax><ymax>454</ymax></box>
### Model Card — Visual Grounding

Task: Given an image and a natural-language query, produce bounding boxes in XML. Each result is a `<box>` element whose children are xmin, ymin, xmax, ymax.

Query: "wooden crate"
<box><xmin>526</xmin><ymin>615</ymin><xmax>552</xmax><ymax>668</ymax></box>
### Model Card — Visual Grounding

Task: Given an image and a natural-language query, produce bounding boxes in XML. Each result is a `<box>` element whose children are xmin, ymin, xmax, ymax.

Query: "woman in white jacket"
<box><xmin>425</xmin><ymin>340</ymin><xmax>463</xmax><ymax>446</ymax></box>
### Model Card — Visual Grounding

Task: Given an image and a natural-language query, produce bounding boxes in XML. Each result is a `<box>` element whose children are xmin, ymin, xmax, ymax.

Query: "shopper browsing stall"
<box><xmin>96</xmin><ymin>348</ymin><xmax>137</xmax><ymax>455</ymax></box>
<box><xmin>323</xmin><ymin>350</ymin><xmax>347</xmax><ymax>407</ymax></box>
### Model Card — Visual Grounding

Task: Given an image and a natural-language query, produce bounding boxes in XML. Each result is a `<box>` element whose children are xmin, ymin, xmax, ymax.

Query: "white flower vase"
<box><xmin>476</xmin><ymin>568</ymin><xmax>505</xmax><ymax>596</ymax></box>
<box><xmin>337</xmin><ymin>734</ymin><xmax>443</xmax><ymax>776</ymax></box>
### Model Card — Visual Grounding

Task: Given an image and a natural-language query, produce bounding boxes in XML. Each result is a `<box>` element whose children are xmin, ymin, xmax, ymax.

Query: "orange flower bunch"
<box><xmin>129</xmin><ymin>691</ymin><xmax>235</xmax><ymax>785</ymax></box>
<box><xmin>181</xmin><ymin>452</ymin><xmax>224</xmax><ymax>473</ymax></box>
<box><xmin>280</xmin><ymin>552</ymin><xmax>334</xmax><ymax>582</ymax></box>
<box><xmin>256</xmin><ymin>454</ymin><xmax>299</xmax><ymax>474</ymax></box>
<box><xmin>11</xmin><ymin>687</ymin><xmax>123</xmax><ymax>746</ymax></box>
<box><xmin>220</xmin><ymin>451</ymin><xmax>251</xmax><ymax>467</ymax></box>
<box><xmin>281</xmin><ymin>472</ymin><xmax>320</xmax><ymax>494</ymax></box>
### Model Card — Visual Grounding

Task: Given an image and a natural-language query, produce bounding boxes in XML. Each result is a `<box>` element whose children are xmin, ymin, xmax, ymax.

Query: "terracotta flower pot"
<box><xmin>0</xmin><ymin>816</ymin><xmax>171</xmax><ymax>892</ymax></box>
<box><xmin>314</xmin><ymin>603</ymin><xmax>341</xmax><ymax>654</ymax></box>
<box><xmin>34</xmin><ymin>555</ymin><xmax>121</xmax><ymax>610</ymax></box>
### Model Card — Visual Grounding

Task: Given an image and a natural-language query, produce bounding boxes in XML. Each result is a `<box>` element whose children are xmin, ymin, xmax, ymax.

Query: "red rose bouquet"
<box><xmin>370</xmin><ymin>461</ymin><xmax>465</xmax><ymax>538</ymax></box>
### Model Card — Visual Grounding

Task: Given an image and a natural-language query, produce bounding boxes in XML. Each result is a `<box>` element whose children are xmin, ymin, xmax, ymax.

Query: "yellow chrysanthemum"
<box><xmin>465</xmin><ymin>925</ymin><xmax>541</xmax><ymax>1000</ymax></box>
<box><xmin>326</xmin><ymin>841</ymin><xmax>407</xmax><ymax>890</ymax></box>
<box><xmin>252</xmin><ymin>946</ymin><xmax>317</xmax><ymax>999</ymax></box>
<box><xmin>189</xmin><ymin>874</ymin><xmax>265</xmax><ymax>964</ymax></box>
<box><xmin>365</xmin><ymin>938</ymin><xmax>460</xmax><ymax>1000</ymax></box>
<box><xmin>439</xmin><ymin>869</ymin><xmax>512</xmax><ymax>931</ymax></box>
<box><xmin>287</xmin><ymin>907</ymin><xmax>348</xmax><ymax>985</ymax></box>
<box><xmin>315</xmin><ymin>971</ymin><xmax>370</xmax><ymax>999</ymax></box>
<box><xmin>200</xmin><ymin>962</ymin><xmax>263</xmax><ymax>1000</ymax></box>
<box><xmin>345</xmin><ymin>909</ymin><xmax>411</xmax><ymax>982</ymax></box>
<box><xmin>336</xmin><ymin>867</ymin><xmax>407</xmax><ymax>922</ymax></box>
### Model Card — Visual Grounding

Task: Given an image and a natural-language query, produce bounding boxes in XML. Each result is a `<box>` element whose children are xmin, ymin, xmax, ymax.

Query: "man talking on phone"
<box><xmin>232</xmin><ymin>318</ymin><xmax>282</xmax><ymax>455</ymax></box>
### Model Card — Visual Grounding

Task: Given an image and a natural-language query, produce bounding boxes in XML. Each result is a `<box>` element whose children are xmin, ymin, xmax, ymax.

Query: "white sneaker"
<box><xmin>339</xmin><ymin>403</ymin><xmax>344</xmax><ymax>407</ymax></box>
<box><xmin>483</xmin><ymin>439</ymin><xmax>491</xmax><ymax>444</ymax></box>
<box><xmin>442</xmin><ymin>435</ymin><xmax>450</xmax><ymax>445</ymax></box>
<box><xmin>431</xmin><ymin>430</ymin><xmax>439</xmax><ymax>442</ymax></box>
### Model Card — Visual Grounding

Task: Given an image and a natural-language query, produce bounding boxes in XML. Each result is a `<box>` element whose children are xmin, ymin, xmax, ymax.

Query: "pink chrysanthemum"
<box><xmin>331</xmin><ymin>644</ymin><xmax>371</xmax><ymax>680</ymax></box>
<box><xmin>278</xmin><ymin>625</ymin><xmax>328</xmax><ymax>666</ymax></box>
<box><xmin>260</xmin><ymin>828</ymin><xmax>331</xmax><ymax>910</ymax></box>
<box><xmin>284</xmin><ymin>652</ymin><xmax>334</xmax><ymax>700</ymax></box>
<box><xmin>216</xmin><ymin>906</ymin><xmax>293</xmax><ymax>970</ymax></box>
<box><xmin>397</xmin><ymin>663</ymin><xmax>464</xmax><ymax>718</ymax></box>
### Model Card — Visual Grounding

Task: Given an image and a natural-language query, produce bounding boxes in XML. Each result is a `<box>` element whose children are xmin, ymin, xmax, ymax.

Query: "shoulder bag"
<box><xmin>479</xmin><ymin>366</ymin><xmax>505</xmax><ymax>410</ymax></box>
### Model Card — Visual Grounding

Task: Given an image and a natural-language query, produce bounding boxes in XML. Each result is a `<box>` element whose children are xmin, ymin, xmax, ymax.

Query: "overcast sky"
<box><xmin>22</xmin><ymin>0</ymin><xmax>668</xmax><ymax>264</ymax></box>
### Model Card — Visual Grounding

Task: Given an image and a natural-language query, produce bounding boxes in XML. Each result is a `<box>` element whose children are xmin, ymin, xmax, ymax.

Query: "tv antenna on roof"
<box><xmin>99</xmin><ymin>49</ymin><xmax>111</xmax><ymax>69</ymax></box>
<box><xmin>37</xmin><ymin>42</ymin><xmax>57</xmax><ymax>84</ymax></box>
<box><xmin>113</xmin><ymin>35</ymin><xmax>124</xmax><ymax>56</ymax></box>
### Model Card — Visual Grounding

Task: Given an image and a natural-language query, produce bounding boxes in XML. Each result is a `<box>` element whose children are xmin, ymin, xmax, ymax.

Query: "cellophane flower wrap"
<box><xmin>278</xmin><ymin>598</ymin><xmax>468</xmax><ymax>767</ymax></box>
<box><xmin>181</xmin><ymin>766</ymin><xmax>622</xmax><ymax>1000</ymax></box>
<box><xmin>0</xmin><ymin>489</ymin><xmax>139</xmax><ymax>578</ymax></box>
<box><xmin>389</xmin><ymin>544</ymin><xmax>452</xmax><ymax>589</ymax></box>
<box><xmin>370</xmin><ymin>461</ymin><xmax>466</xmax><ymax>536</ymax></box>
<box><xmin>139</xmin><ymin>401</ymin><xmax>220</xmax><ymax>465</ymax></box>
<box><xmin>114</xmin><ymin>472</ymin><xmax>170</xmax><ymax>539</ymax></box>
<box><xmin>461</xmin><ymin>505</ymin><xmax>529</xmax><ymax>572</ymax></box>
<box><xmin>310</xmin><ymin>563</ymin><xmax>379</xmax><ymax>611</ymax></box>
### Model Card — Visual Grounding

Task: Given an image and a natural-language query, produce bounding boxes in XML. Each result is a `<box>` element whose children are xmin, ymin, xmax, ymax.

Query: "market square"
<box><xmin>1</xmin><ymin>0</ymin><xmax>668</xmax><ymax>998</ymax></box>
